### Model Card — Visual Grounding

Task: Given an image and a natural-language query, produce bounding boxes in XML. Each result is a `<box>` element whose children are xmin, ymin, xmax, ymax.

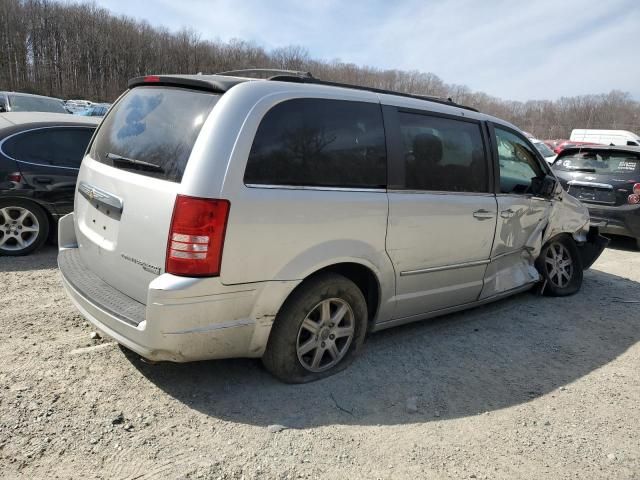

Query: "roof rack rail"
<box><xmin>268</xmin><ymin>75</ymin><xmax>478</xmax><ymax>112</ymax></box>
<box><xmin>216</xmin><ymin>69</ymin><xmax>314</xmax><ymax>79</ymax></box>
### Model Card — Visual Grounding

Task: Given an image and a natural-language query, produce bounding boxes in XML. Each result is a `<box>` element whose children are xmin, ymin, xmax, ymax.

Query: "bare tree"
<box><xmin>0</xmin><ymin>0</ymin><xmax>638</xmax><ymax>138</ymax></box>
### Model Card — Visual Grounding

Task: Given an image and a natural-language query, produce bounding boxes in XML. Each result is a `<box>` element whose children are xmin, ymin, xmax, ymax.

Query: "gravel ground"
<box><xmin>1</xmin><ymin>240</ymin><xmax>639</xmax><ymax>479</ymax></box>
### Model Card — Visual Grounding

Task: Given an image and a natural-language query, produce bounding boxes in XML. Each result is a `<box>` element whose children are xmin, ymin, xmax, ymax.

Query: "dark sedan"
<box><xmin>0</xmin><ymin>112</ymin><xmax>99</xmax><ymax>255</ymax></box>
<box><xmin>552</xmin><ymin>145</ymin><xmax>640</xmax><ymax>249</ymax></box>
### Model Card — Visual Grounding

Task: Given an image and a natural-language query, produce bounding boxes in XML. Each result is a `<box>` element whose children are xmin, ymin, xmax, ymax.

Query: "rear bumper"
<box><xmin>58</xmin><ymin>215</ymin><xmax>299</xmax><ymax>362</ymax></box>
<box><xmin>587</xmin><ymin>203</ymin><xmax>640</xmax><ymax>241</ymax></box>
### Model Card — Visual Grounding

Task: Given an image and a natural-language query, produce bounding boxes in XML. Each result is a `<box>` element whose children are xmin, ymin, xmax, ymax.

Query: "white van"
<box><xmin>570</xmin><ymin>129</ymin><xmax>640</xmax><ymax>147</ymax></box>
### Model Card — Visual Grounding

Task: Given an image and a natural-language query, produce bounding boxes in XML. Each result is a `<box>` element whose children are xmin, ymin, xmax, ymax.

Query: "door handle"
<box><xmin>500</xmin><ymin>209</ymin><xmax>516</xmax><ymax>219</ymax></box>
<box><xmin>34</xmin><ymin>176</ymin><xmax>53</xmax><ymax>184</ymax></box>
<box><xmin>473</xmin><ymin>209</ymin><xmax>495</xmax><ymax>220</ymax></box>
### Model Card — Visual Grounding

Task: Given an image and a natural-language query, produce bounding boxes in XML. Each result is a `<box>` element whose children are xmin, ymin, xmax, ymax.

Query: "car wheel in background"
<box><xmin>262</xmin><ymin>273</ymin><xmax>368</xmax><ymax>383</ymax></box>
<box><xmin>0</xmin><ymin>200</ymin><xmax>49</xmax><ymax>256</ymax></box>
<box><xmin>536</xmin><ymin>235</ymin><xmax>583</xmax><ymax>296</ymax></box>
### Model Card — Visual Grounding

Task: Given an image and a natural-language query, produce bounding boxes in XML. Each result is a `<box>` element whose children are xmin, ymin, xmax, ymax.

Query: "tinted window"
<box><xmin>9</xmin><ymin>95</ymin><xmax>68</xmax><ymax>114</ymax></box>
<box><xmin>398</xmin><ymin>112</ymin><xmax>488</xmax><ymax>192</ymax></box>
<box><xmin>554</xmin><ymin>151</ymin><xmax>640</xmax><ymax>175</ymax></box>
<box><xmin>244</xmin><ymin>98</ymin><xmax>386</xmax><ymax>188</ymax></box>
<box><xmin>90</xmin><ymin>87</ymin><xmax>219</xmax><ymax>182</ymax></box>
<box><xmin>495</xmin><ymin>127</ymin><xmax>544</xmax><ymax>194</ymax></box>
<box><xmin>2</xmin><ymin>127</ymin><xmax>94</xmax><ymax>168</ymax></box>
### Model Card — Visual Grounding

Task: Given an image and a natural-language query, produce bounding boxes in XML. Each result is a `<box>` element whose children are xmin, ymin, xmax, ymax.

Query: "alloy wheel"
<box><xmin>0</xmin><ymin>206</ymin><xmax>40</xmax><ymax>252</ymax></box>
<box><xmin>544</xmin><ymin>242</ymin><xmax>573</xmax><ymax>289</ymax></box>
<box><xmin>296</xmin><ymin>298</ymin><xmax>355</xmax><ymax>373</ymax></box>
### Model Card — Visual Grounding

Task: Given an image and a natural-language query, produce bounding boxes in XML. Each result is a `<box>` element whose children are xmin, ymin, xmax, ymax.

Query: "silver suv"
<box><xmin>58</xmin><ymin>71</ymin><xmax>607</xmax><ymax>383</ymax></box>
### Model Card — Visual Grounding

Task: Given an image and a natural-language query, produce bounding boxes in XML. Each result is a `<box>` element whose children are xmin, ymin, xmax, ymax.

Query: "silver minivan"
<box><xmin>58</xmin><ymin>71</ymin><xmax>607</xmax><ymax>382</ymax></box>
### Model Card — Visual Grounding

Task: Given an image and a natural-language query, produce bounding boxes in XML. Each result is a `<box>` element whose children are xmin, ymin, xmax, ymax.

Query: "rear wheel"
<box><xmin>536</xmin><ymin>235</ymin><xmax>583</xmax><ymax>296</ymax></box>
<box><xmin>0</xmin><ymin>200</ymin><xmax>49</xmax><ymax>256</ymax></box>
<box><xmin>262</xmin><ymin>273</ymin><xmax>368</xmax><ymax>383</ymax></box>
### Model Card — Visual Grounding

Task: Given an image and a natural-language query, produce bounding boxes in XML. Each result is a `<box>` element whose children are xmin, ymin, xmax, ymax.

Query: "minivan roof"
<box><xmin>128</xmin><ymin>72</ymin><xmax>479</xmax><ymax>112</ymax></box>
<box><xmin>126</xmin><ymin>72</ymin><xmax>522</xmax><ymax>132</ymax></box>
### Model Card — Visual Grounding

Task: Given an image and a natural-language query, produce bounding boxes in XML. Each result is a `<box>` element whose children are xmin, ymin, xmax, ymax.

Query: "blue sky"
<box><xmin>92</xmin><ymin>0</ymin><xmax>640</xmax><ymax>101</ymax></box>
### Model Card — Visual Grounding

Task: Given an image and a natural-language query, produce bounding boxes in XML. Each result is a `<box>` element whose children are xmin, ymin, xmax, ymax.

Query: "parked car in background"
<box><xmin>57</xmin><ymin>72</ymin><xmax>606</xmax><ymax>383</ymax></box>
<box><xmin>553</xmin><ymin>140</ymin><xmax>602</xmax><ymax>155</ymax></box>
<box><xmin>570</xmin><ymin>129</ymin><xmax>640</xmax><ymax>147</ymax></box>
<box><xmin>530</xmin><ymin>138</ymin><xmax>557</xmax><ymax>164</ymax></box>
<box><xmin>544</xmin><ymin>139</ymin><xmax>566</xmax><ymax>151</ymax></box>
<box><xmin>0</xmin><ymin>112</ymin><xmax>99</xmax><ymax>255</ymax></box>
<box><xmin>65</xmin><ymin>100</ymin><xmax>96</xmax><ymax>114</ymax></box>
<box><xmin>552</xmin><ymin>145</ymin><xmax>640</xmax><ymax>249</ymax></box>
<box><xmin>0</xmin><ymin>92</ymin><xmax>68</xmax><ymax>114</ymax></box>
<box><xmin>78</xmin><ymin>103</ymin><xmax>110</xmax><ymax>117</ymax></box>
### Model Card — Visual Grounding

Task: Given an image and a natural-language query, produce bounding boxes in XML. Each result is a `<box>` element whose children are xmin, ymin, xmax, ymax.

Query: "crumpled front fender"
<box><xmin>525</xmin><ymin>187</ymin><xmax>607</xmax><ymax>270</ymax></box>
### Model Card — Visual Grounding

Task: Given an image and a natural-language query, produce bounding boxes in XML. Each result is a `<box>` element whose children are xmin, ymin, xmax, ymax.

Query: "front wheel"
<box><xmin>536</xmin><ymin>235</ymin><xmax>583</xmax><ymax>296</ymax></box>
<box><xmin>262</xmin><ymin>273</ymin><xmax>368</xmax><ymax>383</ymax></box>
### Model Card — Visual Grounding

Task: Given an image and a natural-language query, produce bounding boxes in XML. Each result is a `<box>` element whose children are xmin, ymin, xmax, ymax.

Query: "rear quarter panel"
<box><xmin>184</xmin><ymin>82</ymin><xmax>396</xmax><ymax>322</ymax></box>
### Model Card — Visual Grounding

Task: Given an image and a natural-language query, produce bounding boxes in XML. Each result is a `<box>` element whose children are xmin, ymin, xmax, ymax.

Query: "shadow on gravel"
<box><xmin>127</xmin><ymin>268</ymin><xmax>640</xmax><ymax>428</ymax></box>
<box><xmin>0</xmin><ymin>245</ymin><xmax>58</xmax><ymax>273</ymax></box>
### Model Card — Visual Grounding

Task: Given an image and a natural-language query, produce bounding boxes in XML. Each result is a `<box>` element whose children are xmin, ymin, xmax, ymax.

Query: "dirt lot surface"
<box><xmin>1</xmin><ymin>241</ymin><xmax>639</xmax><ymax>479</ymax></box>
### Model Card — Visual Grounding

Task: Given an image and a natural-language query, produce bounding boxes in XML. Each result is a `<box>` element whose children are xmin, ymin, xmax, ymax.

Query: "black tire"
<box><xmin>535</xmin><ymin>235</ymin><xmax>583</xmax><ymax>296</ymax></box>
<box><xmin>636</xmin><ymin>238</ymin><xmax>640</xmax><ymax>251</ymax></box>
<box><xmin>0</xmin><ymin>199</ymin><xmax>50</xmax><ymax>256</ymax></box>
<box><xmin>262</xmin><ymin>273</ymin><xmax>368</xmax><ymax>383</ymax></box>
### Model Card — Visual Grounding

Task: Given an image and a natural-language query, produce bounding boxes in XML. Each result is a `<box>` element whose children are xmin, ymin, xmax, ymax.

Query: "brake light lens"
<box><xmin>7</xmin><ymin>172</ymin><xmax>21</xmax><ymax>183</ymax></box>
<box><xmin>633</xmin><ymin>183</ymin><xmax>640</xmax><ymax>195</ymax></box>
<box><xmin>166</xmin><ymin>195</ymin><xmax>230</xmax><ymax>276</ymax></box>
<box><xmin>144</xmin><ymin>75</ymin><xmax>161</xmax><ymax>83</ymax></box>
<box><xmin>628</xmin><ymin>194</ymin><xmax>640</xmax><ymax>205</ymax></box>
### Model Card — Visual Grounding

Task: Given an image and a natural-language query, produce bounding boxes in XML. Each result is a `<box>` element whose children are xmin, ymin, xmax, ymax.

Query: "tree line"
<box><xmin>1</xmin><ymin>0</ymin><xmax>639</xmax><ymax>140</ymax></box>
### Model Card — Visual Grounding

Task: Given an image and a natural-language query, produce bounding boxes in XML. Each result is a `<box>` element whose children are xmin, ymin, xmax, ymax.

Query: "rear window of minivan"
<box><xmin>89</xmin><ymin>86</ymin><xmax>219</xmax><ymax>182</ymax></box>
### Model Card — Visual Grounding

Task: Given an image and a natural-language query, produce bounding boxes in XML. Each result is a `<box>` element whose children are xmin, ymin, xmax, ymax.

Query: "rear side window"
<box><xmin>244</xmin><ymin>98</ymin><xmax>386</xmax><ymax>188</ymax></box>
<box><xmin>554</xmin><ymin>151</ymin><xmax>640</xmax><ymax>174</ymax></box>
<box><xmin>1</xmin><ymin>127</ymin><xmax>94</xmax><ymax>168</ymax></box>
<box><xmin>90</xmin><ymin>87</ymin><xmax>219</xmax><ymax>182</ymax></box>
<box><xmin>398</xmin><ymin>112</ymin><xmax>488</xmax><ymax>192</ymax></box>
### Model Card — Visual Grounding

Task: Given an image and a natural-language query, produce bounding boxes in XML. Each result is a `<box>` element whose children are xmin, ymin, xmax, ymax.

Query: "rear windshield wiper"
<box><xmin>106</xmin><ymin>152</ymin><xmax>164</xmax><ymax>173</ymax></box>
<box><xmin>566</xmin><ymin>167</ymin><xmax>597</xmax><ymax>173</ymax></box>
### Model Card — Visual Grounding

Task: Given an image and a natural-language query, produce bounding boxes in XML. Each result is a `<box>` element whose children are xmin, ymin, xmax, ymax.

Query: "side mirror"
<box><xmin>531</xmin><ymin>174</ymin><xmax>557</xmax><ymax>197</ymax></box>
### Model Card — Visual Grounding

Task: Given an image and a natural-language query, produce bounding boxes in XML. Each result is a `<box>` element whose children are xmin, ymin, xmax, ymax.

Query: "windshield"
<box><xmin>10</xmin><ymin>95</ymin><xmax>68</xmax><ymax>114</ymax></box>
<box><xmin>90</xmin><ymin>86</ymin><xmax>219</xmax><ymax>182</ymax></box>
<box><xmin>554</xmin><ymin>151</ymin><xmax>640</xmax><ymax>175</ymax></box>
<box><xmin>533</xmin><ymin>141</ymin><xmax>554</xmax><ymax>157</ymax></box>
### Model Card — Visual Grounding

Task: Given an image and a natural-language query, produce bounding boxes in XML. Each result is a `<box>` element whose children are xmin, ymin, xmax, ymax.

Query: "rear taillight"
<box><xmin>633</xmin><ymin>183</ymin><xmax>640</xmax><ymax>195</ymax></box>
<box><xmin>166</xmin><ymin>195</ymin><xmax>230</xmax><ymax>277</ymax></box>
<box><xmin>628</xmin><ymin>194</ymin><xmax>640</xmax><ymax>205</ymax></box>
<box><xmin>8</xmin><ymin>172</ymin><xmax>21</xmax><ymax>183</ymax></box>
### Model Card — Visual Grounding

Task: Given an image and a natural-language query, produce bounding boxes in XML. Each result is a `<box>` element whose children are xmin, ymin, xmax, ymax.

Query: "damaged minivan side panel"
<box><xmin>480</xmin><ymin>123</ymin><xmax>604</xmax><ymax>300</ymax></box>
